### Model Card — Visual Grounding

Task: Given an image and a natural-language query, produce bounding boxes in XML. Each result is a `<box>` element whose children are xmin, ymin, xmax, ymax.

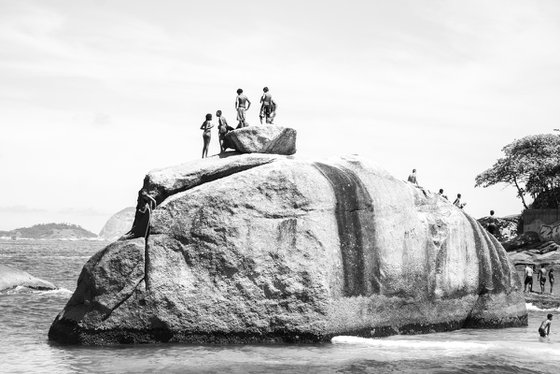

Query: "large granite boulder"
<box><xmin>98</xmin><ymin>207</ymin><xmax>136</xmax><ymax>241</ymax></box>
<box><xmin>0</xmin><ymin>264</ymin><xmax>57</xmax><ymax>291</ymax></box>
<box><xmin>224</xmin><ymin>126</ymin><xmax>296</xmax><ymax>155</ymax></box>
<box><xmin>49</xmin><ymin>154</ymin><xmax>526</xmax><ymax>345</ymax></box>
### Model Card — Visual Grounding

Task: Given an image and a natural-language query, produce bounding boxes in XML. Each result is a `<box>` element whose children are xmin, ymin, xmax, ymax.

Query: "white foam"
<box><xmin>331</xmin><ymin>335</ymin><xmax>488</xmax><ymax>351</ymax></box>
<box><xmin>525</xmin><ymin>302</ymin><xmax>560</xmax><ymax>312</ymax></box>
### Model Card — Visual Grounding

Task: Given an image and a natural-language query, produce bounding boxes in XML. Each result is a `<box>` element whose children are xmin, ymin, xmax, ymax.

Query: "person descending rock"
<box><xmin>524</xmin><ymin>264</ymin><xmax>534</xmax><ymax>292</ymax></box>
<box><xmin>407</xmin><ymin>169</ymin><xmax>418</xmax><ymax>185</ymax></box>
<box><xmin>538</xmin><ymin>314</ymin><xmax>553</xmax><ymax>341</ymax></box>
<box><xmin>200</xmin><ymin>113</ymin><xmax>214</xmax><ymax>158</ymax></box>
<box><xmin>453</xmin><ymin>193</ymin><xmax>466</xmax><ymax>209</ymax></box>
<box><xmin>538</xmin><ymin>264</ymin><xmax>547</xmax><ymax>294</ymax></box>
<box><xmin>216</xmin><ymin>110</ymin><xmax>234</xmax><ymax>153</ymax></box>
<box><xmin>235</xmin><ymin>88</ymin><xmax>251</xmax><ymax>128</ymax></box>
<box><xmin>549</xmin><ymin>268</ymin><xmax>555</xmax><ymax>294</ymax></box>
<box><xmin>119</xmin><ymin>189</ymin><xmax>157</xmax><ymax>241</ymax></box>
<box><xmin>259</xmin><ymin>87</ymin><xmax>277</xmax><ymax>124</ymax></box>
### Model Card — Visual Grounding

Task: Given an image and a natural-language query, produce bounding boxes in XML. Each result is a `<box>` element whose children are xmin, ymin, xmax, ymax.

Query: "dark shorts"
<box><xmin>525</xmin><ymin>276</ymin><xmax>533</xmax><ymax>285</ymax></box>
<box><xmin>539</xmin><ymin>327</ymin><xmax>547</xmax><ymax>337</ymax></box>
<box><xmin>540</xmin><ymin>278</ymin><xmax>546</xmax><ymax>285</ymax></box>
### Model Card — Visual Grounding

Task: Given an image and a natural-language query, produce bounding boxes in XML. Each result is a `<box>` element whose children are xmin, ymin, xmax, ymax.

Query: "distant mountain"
<box><xmin>98</xmin><ymin>207</ymin><xmax>135</xmax><ymax>241</ymax></box>
<box><xmin>0</xmin><ymin>223</ymin><xmax>98</xmax><ymax>240</ymax></box>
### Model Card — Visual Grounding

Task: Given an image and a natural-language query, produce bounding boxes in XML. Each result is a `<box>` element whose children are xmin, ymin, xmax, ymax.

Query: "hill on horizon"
<box><xmin>0</xmin><ymin>223</ymin><xmax>98</xmax><ymax>239</ymax></box>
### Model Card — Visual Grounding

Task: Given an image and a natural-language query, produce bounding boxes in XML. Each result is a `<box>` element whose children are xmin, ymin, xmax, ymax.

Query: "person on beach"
<box><xmin>453</xmin><ymin>193</ymin><xmax>467</xmax><ymax>209</ymax></box>
<box><xmin>407</xmin><ymin>169</ymin><xmax>418</xmax><ymax>185</ymax></box>
<box><xmin>216</xmin><ymin>110</ymin><xmax>234</xmax><ymax>153</ymax></box>
<box><xmin>538</xmin><ymin>264</ymin><xmax>547</xmax><ymax>294</ymax></box>
<box><xmin>259</xmin><ymin>87</ymin><xmax>276</xmax><ymax>124</ymax></box>
<box><xmin>119</xmin><ymin>189</ymin><xmax>157</xmax><ymax>241</ymax></box>
<box><xmin>200</xmin><ymin>113</ymin><xmax>214</xmax><ymax>158</ymax></box>
<box><xmin>524</xmin><ymin>264</ymin><xmax>534</xmax><ymax>292</ymax></box>
<box><xmin>235</xmin><ymin>88</ymin><xmax>251</xmax><ymax>128</ymax></box>
<box><xmin>549</xmin><ymin>268</ymin><xmax>555</xmax><ymax>294</ymax></box>
<box><xmin>538</xmin><ymin>314</ymin><xmax>553</xmax><ymax>341</ymax></box>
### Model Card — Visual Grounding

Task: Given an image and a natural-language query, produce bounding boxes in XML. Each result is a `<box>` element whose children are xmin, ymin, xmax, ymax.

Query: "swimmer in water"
<box><xmin>538</xmin><ymin>314</ymin><xmax>553</xmax><ymax>341</ymax></box>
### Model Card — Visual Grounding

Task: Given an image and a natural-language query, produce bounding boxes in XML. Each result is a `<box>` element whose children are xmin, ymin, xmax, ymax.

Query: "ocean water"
<box><xmin>1</xmin><ymin>239</ymin><xmax>559</xmax><ymax>374</ymax></box>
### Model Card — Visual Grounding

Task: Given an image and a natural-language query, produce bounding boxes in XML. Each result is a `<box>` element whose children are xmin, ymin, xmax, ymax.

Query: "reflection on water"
<box><xmin>1</xmin><ymin>240</ymin><xmax>558</xmax><ymax>374</ymax></box>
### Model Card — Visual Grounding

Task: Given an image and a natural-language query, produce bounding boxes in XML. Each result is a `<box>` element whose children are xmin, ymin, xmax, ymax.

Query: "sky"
<box><xmin>1</xmin><ymin>0</ymin><xmax>560</xmax><ymax>234</ymax></box>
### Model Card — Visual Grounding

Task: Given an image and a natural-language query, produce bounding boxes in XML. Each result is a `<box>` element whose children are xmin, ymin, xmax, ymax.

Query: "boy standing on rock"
<box><xmin>235</xmin><ymin>88</ymin><xmax>251</xmax><ymax>128</ymax></box>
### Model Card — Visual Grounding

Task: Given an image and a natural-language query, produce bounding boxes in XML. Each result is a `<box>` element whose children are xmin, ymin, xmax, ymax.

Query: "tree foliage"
<box><xmin>475</xmin><ymin>134</ymin><xmax>560</xmax><ymax>209</ymax></box>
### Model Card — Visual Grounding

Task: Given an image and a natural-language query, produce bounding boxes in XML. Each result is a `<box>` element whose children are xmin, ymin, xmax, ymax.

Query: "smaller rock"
<box><xmin>99</xmin><ymin>207</ymin><xmax>136</xmax><ymax>241</ymax></box>
<box><xmin>224</xmin><ymin>126</ymin><xmax>296</xmax><ymax>155</ymax></box>
<box><xmin>502</xmin><ymin>231</ymin><xmax>541</xmax><ymax>252</ymax></box>
<box><xmin>0</xmin><ymin>264</ymin><xmax>57</xmax><ymax>291</ymax></box>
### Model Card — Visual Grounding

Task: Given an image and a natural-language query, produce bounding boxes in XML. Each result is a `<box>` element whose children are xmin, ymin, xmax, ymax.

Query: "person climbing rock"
<box><xmin>119</xmin><ymin>189</ymin><xmax>157</xmax><ymax>241</ymax></box>
<box><xmin>235</xmin><ymin>88</ymin><xmax>251</xmax><ymax>128</ymax></box>
<box><xmin>200</xmin><ymin>113</ymin><xmax>214</xmax><ymax>158</ymax></box>
<box><xmin>487</xmin><ymin>210</ymin><xmax>498</xmax><ymax>237</ymax></box>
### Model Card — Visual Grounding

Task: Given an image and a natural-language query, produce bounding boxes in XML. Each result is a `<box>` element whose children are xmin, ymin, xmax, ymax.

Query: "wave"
<box><xmin>526</xmin><ymin>302</ymin><xmax>560</xmax><ymax>312</ymax></box>
<box><xmin>331</xmin><ymin>335</ymin><xmax>489</xmax><ymax>351</ymax></box>
<box><xmin>1</xmin><ymin>285</ymin><xmax>72</xmax><ymax>296</ymax></box>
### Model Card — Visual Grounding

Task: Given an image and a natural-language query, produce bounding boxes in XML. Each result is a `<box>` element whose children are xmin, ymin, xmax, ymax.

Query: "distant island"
<box><xmin>0</xmin><ymin>223</ymin><xmax>98</xmax><ymax>240</ymax></box>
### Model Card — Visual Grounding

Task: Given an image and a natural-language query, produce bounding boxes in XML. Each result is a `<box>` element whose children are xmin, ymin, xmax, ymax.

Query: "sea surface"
<box><xmin>1</xmin><ymin>239</ymin><xmax>559</xmax><ymax>374</ymax></box>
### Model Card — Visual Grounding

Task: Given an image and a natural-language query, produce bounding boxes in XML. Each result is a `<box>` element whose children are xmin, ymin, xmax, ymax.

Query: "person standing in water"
<box><xmin>538</xmin><ymin>314</ymin><xmax>553</xmax><ymax>341</ymax></box>
<box><xmin>235</xmin><ymin>88</ymin><xmax>251</xmax><ymax>128</ymax></box>
<box><xmin>200</xmin><ymin>113</ymin><xmax>214</xmax><ymax>158</ymax></box>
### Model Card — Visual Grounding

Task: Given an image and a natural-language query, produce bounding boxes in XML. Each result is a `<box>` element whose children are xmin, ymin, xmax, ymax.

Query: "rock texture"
<box><xmin>0</xmin><ymin>264</ymin><xmax>57</xmax><ymax>291</ymax></box>
<box><xmin>98</xmin><ymin>207</ymin><xmax>136</xmax><ymax>241</ymax></box>
<box><xmin>49</xmin><ymin>154</ymin><xmax>526</xmax><ymax>345</ymax></box>
<box><xmin>224</xmin><ymin>126</ymin><xmax>296</xmax><ymax>155</ymax></box>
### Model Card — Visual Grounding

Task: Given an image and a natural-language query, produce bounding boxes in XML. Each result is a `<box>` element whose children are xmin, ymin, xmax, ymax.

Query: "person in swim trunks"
<box><xmin>549</xmin><ymin>268</ymin><xmax>555</xmax><ymax>294</ymax></box>
<box><xmin>235</xmin><ymin>88</ymin><xmax>251</xmax><ymax>128</ymax></box>
<box><xmin>538</xmin><ymin>264</ymin><xmax>547</xmax><ymax>294</ymax></box>
<box><xmin>524</xmin><ymin>264</ymin><xmax>534</xmax><ymax>292</ymax></box>
<box><xmin>259</xmin><ymin>87</ymin><xmax>276</xmax><ymax>124</ymax></box>
<box><xmin>538</xmin><ymin>314</ymin><xmax>552</xmax><ymax>340</ymax></box>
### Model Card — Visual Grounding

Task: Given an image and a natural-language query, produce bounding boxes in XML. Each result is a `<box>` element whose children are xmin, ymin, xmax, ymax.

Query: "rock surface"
<box><xmin>224</xmin><ymin>126</ymin><xmax>296</xmax><ymax>155</ymax></box>
<box><xmin>49</xmin><ymin>154</ymin><xmax>526</xmax><ymax>345</ymax></box>
<box><xmin>98</xmin><ymin>207</ymin><xmax>136</xmax><ymax>241</ymax></box>
<box><xmin>0</xmin><ymin>264</ymin><xmax>57</xmax><ymax>291</ymax></box>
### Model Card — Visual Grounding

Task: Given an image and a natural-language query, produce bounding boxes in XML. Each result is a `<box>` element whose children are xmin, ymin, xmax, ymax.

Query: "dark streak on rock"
<box><xmin>313</xmin><ymin>163</ymin><xmax>380</xmax><ymax>296</ymax></box>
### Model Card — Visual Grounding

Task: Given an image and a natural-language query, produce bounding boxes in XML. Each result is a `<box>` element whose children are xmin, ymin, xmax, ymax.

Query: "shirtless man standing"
<box><xmin>235</xmin><ymin>88</ymin><xmax>251</xmax><ymax>128</ymax></box>
<box><xmin>259</xmin><ymin>87</ymin><xmax>276</xmax><ymax>124</ymax></box>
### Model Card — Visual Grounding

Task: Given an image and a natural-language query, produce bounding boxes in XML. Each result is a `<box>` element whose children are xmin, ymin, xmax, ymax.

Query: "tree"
<box><xmin>475</xmin><ymin>134</ymin><xmax>560</xmax><ymax>210</ymax></box>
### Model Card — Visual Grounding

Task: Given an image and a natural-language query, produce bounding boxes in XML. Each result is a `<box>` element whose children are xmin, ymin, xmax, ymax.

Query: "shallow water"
<box><xmin>1</xmin><ymin>239</ymin><xmax>558</xmax><ymax>373</ymax></box>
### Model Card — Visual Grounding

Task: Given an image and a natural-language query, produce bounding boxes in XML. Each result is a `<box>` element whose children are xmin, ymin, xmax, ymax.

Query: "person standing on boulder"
<box><xmin>200</xmin><ymin>113</ymin><xmax>214</xmax><ymax>158</ymax></box>
<box><xmin>538</xmin><ymin>264</ymin><xmax>548</xmax><ymax>294</ymax></box>
<box><xmin>487</xmin><ymin>210</ymin><xmax>498</xmax><ymax>237</ymax></box>
<box><xmin>216</xmin><ymin>110</ymin><xmax>233</xmax><ymax>153</ymax></box>
<box><xmin>259</xmin><ymin>87</ymin><xmax>276</xmax><ymax>124</ymax></box>
<box><xmin>235</xmin><ymin>88</ymin><xmax>251</xmax><ymax>128</ymax></box>
<box><xmin>538</xmin><ymin>314</ymin><xmax>553</xmax><ymax>341</ymax></box>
